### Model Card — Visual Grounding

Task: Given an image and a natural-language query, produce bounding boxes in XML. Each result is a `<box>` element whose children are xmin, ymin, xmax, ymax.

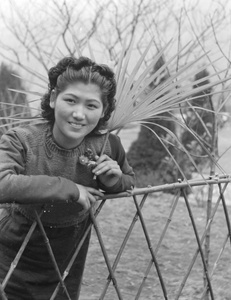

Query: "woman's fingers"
<box><xmin>93</xmin><ymin>155</ymin><xmax>120</xmax><ymax>176</ymax></box>
<box><xmin>86</xmin><ymin>187</ymin><xmax>105</xmax><ymax>198</ymax></box>
<box><xmin>75</xmin><ymin>184</ymin><xmax>104</xmax><ymax>210</ymax></box>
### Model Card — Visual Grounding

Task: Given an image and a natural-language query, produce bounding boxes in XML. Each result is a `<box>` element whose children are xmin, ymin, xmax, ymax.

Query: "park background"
<box><xmin>1</xmin><ymin>0</ymin><xmax>231</xmax><ymax>299</ymax></box>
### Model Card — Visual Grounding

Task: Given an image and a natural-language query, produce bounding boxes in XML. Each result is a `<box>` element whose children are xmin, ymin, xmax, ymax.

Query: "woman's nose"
<box><xmin>72</xmin><ymin>106</ymin><xmax>85</xmax><ymax>120</ymax></box>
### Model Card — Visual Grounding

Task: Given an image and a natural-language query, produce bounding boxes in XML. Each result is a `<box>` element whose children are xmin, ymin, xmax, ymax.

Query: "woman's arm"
<box><xmin>95</xmin><ymin>134</ymin><xmax>135</xmax><ymax>193</ymax></box>
<box><xmin>0</xmin><ymin>130</ymin><xmax>80</xmax><ymax>204</ymax></box>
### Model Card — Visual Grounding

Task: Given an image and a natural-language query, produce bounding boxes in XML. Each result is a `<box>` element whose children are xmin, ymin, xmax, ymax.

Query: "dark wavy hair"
<box><xmin>41</xmin><ymin>56</ymin><xmax>116</xmax><ymax>133</ymax></box>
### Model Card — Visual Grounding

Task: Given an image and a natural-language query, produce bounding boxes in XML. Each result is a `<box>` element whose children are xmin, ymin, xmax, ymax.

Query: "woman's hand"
<box><xmin>92</xmin><ymin>154</ymin><xmax>122</xmax><ymax>187</ymax></box>
<box><xmin>76</xmin><ymin>184</ymin><xmax>104</xmax><ymax>210</ymax></box>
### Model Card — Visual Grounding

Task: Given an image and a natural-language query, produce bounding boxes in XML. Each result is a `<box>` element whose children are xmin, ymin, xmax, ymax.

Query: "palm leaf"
<box><xmin>0</xmin><ymin>102</ymin><xmax>41</xmax><ymax>113</ymax></box>
<box><xmin>114</xmin><ymin>39</ymin><xmax>172</xmax><ymax>114</ymax></box>
<box><xmin>8</xmin><ymin>88</ymin><xmax>44</xmax><ymax>97</ymax></box>
<box><xmin>140</xmin><ymin>121</ymin><xmax>199</xmax><ymax>185</ymax></box>
<box><xmin>140</xmin><ymin>115</ymin><xmax>225</xmax><ymax>179</ymax></box>
<box><xmin>184</xmin><ymin>101</ymin><xmax>213</xmax><ymax>139</ymax></box>
<box><xmin>126</xmin><ymin>41</ymin><xmax>194</xmax><ymax>101</ymax></box>
<box><xmin>108</xmin><ymin>73</ymin><xmax>229</xmax><ymax>131</ymax></box>
<box><xmin>107</xmin><ymin>39</ymin><xmax>228</xmax><ymax>133</ymax></box>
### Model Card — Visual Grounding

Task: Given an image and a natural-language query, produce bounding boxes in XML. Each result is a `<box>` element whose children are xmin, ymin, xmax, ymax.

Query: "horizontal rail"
<box><xmin>100</xmin><ymin>174</ymin><xmax>231</xmax><ymax>200</ymax></box>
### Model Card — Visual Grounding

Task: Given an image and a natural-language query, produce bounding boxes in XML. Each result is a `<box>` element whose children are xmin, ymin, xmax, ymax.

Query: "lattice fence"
<box><xmin>1</xmin><ymin>174</ymin><xmax>231</xmax><ymax>300</ymax></box>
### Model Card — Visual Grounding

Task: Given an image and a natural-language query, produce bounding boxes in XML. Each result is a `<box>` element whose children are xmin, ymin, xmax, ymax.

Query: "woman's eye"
<box><xmin>88</xmin><ymin>104</ymin><xmax>98</xmax><ymax>109</ymax></box>
<box><xmin>65</xmin><ymin>99</ymin><xmax>75</xmax><ymax>103</ymax></box>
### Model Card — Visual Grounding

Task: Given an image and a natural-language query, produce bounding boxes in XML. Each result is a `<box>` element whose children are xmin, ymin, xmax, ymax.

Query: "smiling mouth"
<box><xmin>69</xmin><ymin>122</ymin><xmax>85</xmax><ymax>129</ymax></box>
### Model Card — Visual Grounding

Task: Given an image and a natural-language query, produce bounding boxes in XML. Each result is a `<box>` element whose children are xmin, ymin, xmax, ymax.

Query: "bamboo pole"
<box><xmin>181</xmin><ymin>189</ymin><xmax>214</xmax><ymax>300</ymax></box>
<box><xmin>89</xmin><ymin>208</ymin><xmax>123</xmax><ymax>300</ymax></box>
<box><xmin>50</xmin><ymin>200</ymin><xmax>107</xmax><ymax>300</ymax></box>
<box><xmin>135</xmin><ymin>191</ymin><xmax>181</xmax><ymax>299</ymax></box>
<box><xmin>99</xmin><ymin>194</ymin><xmax>149</xmax><ymax>299</ymax></box>
<box><xmin>133</xmin><ymin>195</ymin><xmax>169</xmax><ymax>300</ymax></box>
<box><xmin>49</xmin><ymin>223</ymin><xmax>93</xmax><ymax>300</ymax></box>
<box><xmin>204</xmin><ymin>177</ymin><xmax>214</xmax><ymax>300</ymax></box>
<box><xmin>1</xmin><ymin>210</ymin><xmax>43</xmax><ymax>291</ymax></box>
<box><xmin>2</xmin><ymin>218</ymin><xmax>39</xmax><ymax>288</ymax></box>
<box><xmin>204</xmin><ymin>96</ymin><xmax>218</xmax><ymax>300</ymax></box>
<box><xmin>174</xmin><ymin>182</ymin><xmax>228</xmax><ymax>299</ymax></box>
<box><xmin>97</xmin><ymin>174</ymin><xmax>231</xmax><ymax>201</ymax></box>
<box><xmin>1</xmin><ymin>175</ymin><xmax>230</xmax><ymax>205</ymax></box>
<box><xmin>200</xmin><ymin>233</ymin><xmax>229</xmax><ymax>300</ymax></box>
<box><xmin>218</xmin><ymin>183</ymin><xmax>231</xmax><ymax>245</ymax></box>
<box><xmin>0</xmin><ymin>284</ymin><xmax>8</xmax><ymax>300</ymax></box>
<box><xmin>34</xmin><ymin>210</ymin><xmax>72</xmax><ymax>300</ymax></box>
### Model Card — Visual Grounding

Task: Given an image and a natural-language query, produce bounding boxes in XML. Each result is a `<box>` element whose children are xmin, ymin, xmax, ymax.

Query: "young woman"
<box><xmin>0</xmin><ymin>56</ymin><xmax>135</xmax><ymax>299</ymax></box>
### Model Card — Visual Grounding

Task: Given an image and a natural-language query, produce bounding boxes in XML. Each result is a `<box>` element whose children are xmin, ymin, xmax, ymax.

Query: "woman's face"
<box><xmin>50</xmin><ymin>82</ymin><xmax>104</xmax><ymax>149</ymax></box>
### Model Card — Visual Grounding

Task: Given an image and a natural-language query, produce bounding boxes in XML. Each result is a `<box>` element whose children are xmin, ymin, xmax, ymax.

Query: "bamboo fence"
<box><xmin>0</xmin><ymin>174</ymin><xmax>231</xmax><ymax>299</ymax></box>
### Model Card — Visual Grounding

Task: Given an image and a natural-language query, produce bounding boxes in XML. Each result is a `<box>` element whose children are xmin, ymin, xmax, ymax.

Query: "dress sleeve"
<box><xmin>97</xmin><ymin>133</ymin><xmax>136</xmax><ymax>193</ymax></box>
<box><xmin>0</xmin><ymin>130</ymin><xmax>80</xmax><ymax>204</ymax></box>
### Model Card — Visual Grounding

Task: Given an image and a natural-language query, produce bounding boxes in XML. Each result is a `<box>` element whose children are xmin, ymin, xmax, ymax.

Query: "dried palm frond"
<box><xmin>102</xmin><ymin>39</ymin><xmax>230</xmax><ymax>181</ymax></box>
<box><xmin>108</xmin><ymin>44</ymin><xmax>228</xmax><ymax>132</ymax></box>
<box><xmin>1</xmin><ymin>38</ymin><xmax>230</xmax><ymax>179</ymax></box>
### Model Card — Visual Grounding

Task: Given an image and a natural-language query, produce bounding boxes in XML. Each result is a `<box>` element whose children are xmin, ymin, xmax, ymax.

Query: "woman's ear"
<box><xmin>49</xmin><ymin>90</ymin><xmax>56</xmax><ymax>109</ymax></box>
<box><xmin>100</xmin><ymin>110</ymin><xmax>105</xmax><ymax>118</ymax></box>
<box><xmin>101</xmin><ymin>104</ymin><xmax>108</xmax><ymax>119</ymax></box>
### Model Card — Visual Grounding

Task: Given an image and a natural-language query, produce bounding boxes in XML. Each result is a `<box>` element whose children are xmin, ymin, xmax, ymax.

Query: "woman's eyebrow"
<box><xmin>64</xmin><ymin>93</ymin><xmax>101</xmax><ymax>102</ymax></box>
<box><xmin>64</xmin><ymin>93</ymin><xmax>79</xmax><ymax>98</ymax></box>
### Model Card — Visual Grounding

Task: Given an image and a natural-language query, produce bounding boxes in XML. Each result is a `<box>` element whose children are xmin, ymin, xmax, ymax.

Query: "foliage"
<box><xmin>181</xmin><ymin>69</ymin><xmax>216</xmax><ymax>169</ymax></box>
<box><xmin>127</xmin><ymin>55</ymin><xmax>177</xmax><ymax>186</ymax></box>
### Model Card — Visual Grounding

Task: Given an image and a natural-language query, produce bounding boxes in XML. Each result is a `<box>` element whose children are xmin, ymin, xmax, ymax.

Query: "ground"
<box><xmin>80</xmin><ymin>122</ymin><xmax>231</xmax><ymax>300</ymax></box>
<box><xmin>81</xmin><ymin>193</ymin><xmax>231</xmax><ymax>300</ymax></box>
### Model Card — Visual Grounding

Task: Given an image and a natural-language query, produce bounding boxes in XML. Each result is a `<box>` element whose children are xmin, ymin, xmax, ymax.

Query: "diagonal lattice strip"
<box><xmin>100</xmin><ymin>193</ymin><xmax>149</xmax><ymax>299</ymax></box>
<box><xmin>174</xmin><ymin>181</ymin><xmax>229</xmax><ymax>299</ymax></box>
<box><xmin>34</xmin><ymin>210</ymin><xmax>72</xmax><ymax>300</ymax></box>
<box><xmin>181</xmin><ymin>188</ymin><xmax>214</xmax><ymax>300</ymax></box>
<box><xmin>90</xmin><ymin>208</ymin><xmax>123</xmax><ymax>299</ymax></box>
<box><xmin>2</xmin><ymin>212</ymin><xmax>43</xmax><ymax>290</ymax></box>
<box><xmin>135</xmin><ymin>191</ymin><xmax>181</xmax><ymax>299</ymax></box>
<box><xmin>50</xmin><ymin>200</ymin><xmax>106</xmax><ymax>300</ymax></box>
<box><xmin>200</xmin><ymin>233</ymin><xmax>230</xmax><ymax>299</ymax></box>
<box><xmin>0</xmin><ymin>284</ymin><xmax>7</xmax><ymax>300</ymax></box>
<box><xmin>133</xmin><ymin>194</ymin><xmax>169</xmax><ymax>300</ymax></box>
<box><xmin>218</xmin><ymin>183</ymin><xmax>231</xmax><ymax>244</ymax></box>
